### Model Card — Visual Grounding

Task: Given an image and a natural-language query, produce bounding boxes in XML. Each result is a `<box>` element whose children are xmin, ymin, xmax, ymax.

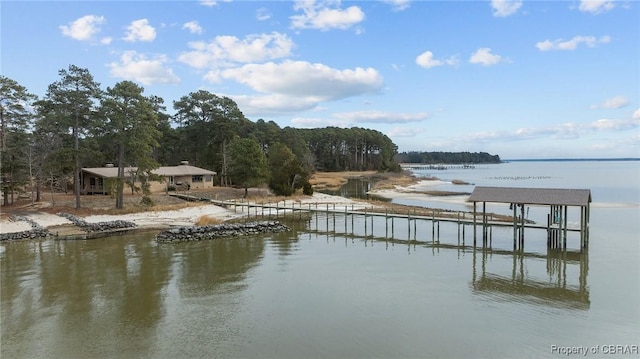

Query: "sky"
<box><xmin>2</xmin><ymin>0</ymin><xmax>639</xmax><ymax>159</ymax></box>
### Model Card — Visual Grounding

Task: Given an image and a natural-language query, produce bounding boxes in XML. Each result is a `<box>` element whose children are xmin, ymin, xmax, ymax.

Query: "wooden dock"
<box><xmin>169</xmin><ymin>193</ymin><xmax>584</xmax><ymax>250</ymax></box>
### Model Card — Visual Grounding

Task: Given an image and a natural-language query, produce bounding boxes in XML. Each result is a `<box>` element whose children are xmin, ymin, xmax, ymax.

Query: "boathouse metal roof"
<box><xmin>468</xmin><ymin>186</ymin><xmax>592</xmax><ymax>206</ymax></box>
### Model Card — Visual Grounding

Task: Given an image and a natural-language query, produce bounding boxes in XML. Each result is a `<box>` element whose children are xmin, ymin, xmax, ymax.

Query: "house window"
<box><xmin>192</xmin><ymin>175</ymin><xmax>203</xmax><ymax>183</ymax></box>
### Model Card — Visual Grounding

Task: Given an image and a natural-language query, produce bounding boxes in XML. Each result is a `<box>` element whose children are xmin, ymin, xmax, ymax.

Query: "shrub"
<box><xmin>140</xmin><ymin>196</ymin><xmax>154</xmax><ymax>207</ymax></box>
<box><xmin>302</xmin><ymin>181</ymin><xmax>314</xmax><ymax>195</ymax></box>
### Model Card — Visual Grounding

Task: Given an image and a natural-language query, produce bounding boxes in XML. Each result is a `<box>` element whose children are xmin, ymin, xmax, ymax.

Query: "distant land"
<box><xmin>504</xmin><ymin>158</ymin><xmax>640</xmax><ymax>162</ymax></box>
<box><xmin>395</xmin><ymin>151</ymin><xmax>501</xmax><ymax>164</ymax></box>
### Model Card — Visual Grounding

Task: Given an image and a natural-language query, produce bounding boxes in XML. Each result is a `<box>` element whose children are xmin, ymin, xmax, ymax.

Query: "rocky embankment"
<box><xmin>156</xmin><ymin>221</ymin><xmax>290</xmax><ymax>243</ymax></box>
<box><xmin>1</xmin><ymin>213</ymin><xmax>138</xmax><ymax>241</ymax></box>
<box><xmin>56</xmin><ymin>213</ymin><xmax>137</xmax><ymax>232</ymax></box>
<box><xmin>0</xmin><ymin>215</ymin><xmax>49</xmax><ymax>241</ymax></box>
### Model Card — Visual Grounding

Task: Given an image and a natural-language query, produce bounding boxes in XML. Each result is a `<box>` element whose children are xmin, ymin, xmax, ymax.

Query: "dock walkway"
<box><xmin>169</xmin><ymin>193</ymin><xmax>583</xmax><ymax>250</ymax></box>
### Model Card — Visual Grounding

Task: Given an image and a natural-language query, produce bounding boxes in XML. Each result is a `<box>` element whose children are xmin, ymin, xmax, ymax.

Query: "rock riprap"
<box><xmin>156</xmin><ymin>221</ymin><xmax>291</xmax><ymax>243</ymax></box>
<box><xmin>56</xmin><ymin>213</ymin><xmax>137</xmax><ymax>232</ymax></box>
<box><xmin>0</xmin><ymin>215</ymin><xmax>49</xmax><ymax>241</ymax></box>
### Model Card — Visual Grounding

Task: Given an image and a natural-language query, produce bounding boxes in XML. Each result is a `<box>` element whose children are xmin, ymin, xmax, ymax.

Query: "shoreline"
<box><xmin>0</xmin><ymin>192</ymin><xmax>383</xmax><ymax>236</ymax></box>
<box><xmin>0</xmin><ymin>171</ymin><xmax>478</xmax><ymax>237</ymax></box>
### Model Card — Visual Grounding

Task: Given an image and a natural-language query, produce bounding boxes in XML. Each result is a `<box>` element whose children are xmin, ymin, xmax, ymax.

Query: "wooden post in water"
<box><xmin>407</xmin><ymin>210</ymin><xmax>411</xmax><ymax>242</ymax></box>
<box><xmin>344</xmin><ymin>206</ymin><xmax>348</xmax><ymax>235</ymax></box>
<box><xmin>563</xmin><ymin>205</ymin><xmax>568</xmax><ymax>249</ymax></box>
<box><xmin>473</xmin><ymin>202</ymin><xmax>477</xmax><ymax>246</ymax></box>
<box><xmin>385</xmin><ymin>209</ymin><xmax>388</xmax><ymax>239</ymax></box>
<box><xmin>364</xmin><ymin>209</ymin><xmax>368</xmax><ymax>237</ymax></box>
<box><xmin>482</xmin><ymin>202</ymin><xmax>487</xmax><ymax>246</ymax></box>
<box><xmin>391</xmin><ymin>215</ymin><xmax>394</xmax><ymax>238</ymax></box>
<box><xmin>326</xmin><ymin>204</ymin><xmax>329</xmax><ymax>233</ymax></box>
<box><xmin>372</xmin><ymin>209</ymin><xmax>375</xmax><ymax>238</ymax></box>
<box><xmin>432</xmin><ymin>211</ymin><xmax>435</xmax><ymax>242</ymax></box>
<box><xmin>520</xmin><ymin>203</ymin><xmax>525</xmax><ymax>250</ymax></box>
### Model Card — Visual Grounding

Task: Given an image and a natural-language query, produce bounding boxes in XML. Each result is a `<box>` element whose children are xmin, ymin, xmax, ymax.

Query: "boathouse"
<box><xmin>468</xmin><ymin>186</ymin><xmax>592</xmax><ymax>249</ymax></box>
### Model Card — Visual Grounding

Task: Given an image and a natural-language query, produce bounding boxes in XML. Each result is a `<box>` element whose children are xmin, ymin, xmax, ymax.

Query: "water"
<box><xmin>2</xmin><ymin>160</ymin><xmax>639</xmax><ymax>358</ymax></box>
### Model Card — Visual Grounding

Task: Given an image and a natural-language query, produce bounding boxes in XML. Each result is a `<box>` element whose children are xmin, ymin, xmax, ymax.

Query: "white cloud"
<box><xmin>388</xmin><ymin>126</ymin><xmax>425</xmax><ymax>138</ymax></box>
<box><xmin>178</xmin><ymin>32</ymin><xmax>294</xmax><ymax>68</ymax></box>
<box><xmin>416</xmin><ymin>51</ymin><xmax>458</xmax><ymax>69</ymax></box>
<box><xmin>536</xmin><ymin>35</ymin><xmax>611</xmax><ymax>51</ymax></box>
<box><xmin>221</xmin><ymin>60</ymin><xmax>383</xmax><ymax>101</ymax></box>
<box><xmin>290</xmin><ymin>117</ymin><xmax>349</xmax><ymax>128</ymax></box>
<box><xmin>290</xmin><ymin>0</ymin><xmax>365</xmax><ymax>31</ymax></box>
<box><xmin>588</xmin><ymin>118</ymin><xmax>639</xmax><ymax>131</ymax></box>
<box><xmin>123</xmin><ymin>19</ymin><xmax>156</xmax><ymax>42</ymax></box>
<box><xmin>200</xmin><ymin>0</ymin><xmax>218</xmax><ymax>6</ymax></box>
<box><xmin>416</xmin><ymin>51</ymin><xmax>442</xmax><ymax>68</ymax></box>
<box><xmin>333</xmin><ymin>110</ymin><xmax>428</xmax><ymax>124</ymax></box>
<box><xmin>460</xmin><ymin>116</ymin><xmax>639</xmax><ymax>144</ymax></box>
<box><xmin>183</xmin><ymin>21</ymin><xmax>203</xmax><ymax>34</ymax></box>
<box><xmin>59</xmin><ymin>15</ymin><xmax>110</xmax><ymax>44</ymax></box>
<box><xmin>108</xmin><ymin>51</ymin><xmax>180</xmax><ymax>85</ymax></box>
<box><xmin>490</xmin><ymin>0</ymin><xmax>523</xmax><ymax>17</ymax></box>
<box><xmin>257</xmin><ymin>8</ymin><xmax>272</xmax><ymax>21</ymax></box>
<box><xmin>595</xmin><ymin>96</ymin><xmax>629</xmax><ymax>109</ymax></box>
<box><xmin>469</xmin><ymin>48</ymin><xmax>503</xmax><ymax>66</ymax></box>
<box><xmin>579</xmin><ymin>0</ymin><xmax>615</xmax><ymax>14</ymax></box>
<box><xmin>289</xmin><ymin>111</ymin><xmax>426</xmax><ymax>129</ymax></box>
<box><xmin>633</xmin><ymin>108</ymin><xmax>640</xmax><ymax>119</ymax></box>
<box><xmin>382</xmin><ymin>0</ymin><xmax>411</xmax><ymax>11</ymax></box>
<box><xmin>233</xmin><ymin>94</ymin><xmax>321</xmax><ymax>116</ymax></box>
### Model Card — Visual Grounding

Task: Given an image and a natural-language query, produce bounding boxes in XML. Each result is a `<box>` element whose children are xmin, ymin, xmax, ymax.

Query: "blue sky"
<box><xmin>2</xmin><ymin>0</ymin><xmax>638</xmax><ymax>159</ymax></box>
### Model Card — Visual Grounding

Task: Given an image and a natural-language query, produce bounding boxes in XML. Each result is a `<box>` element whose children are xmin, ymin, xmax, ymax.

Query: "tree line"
<box><xmin>395</xmin><ymin>151</ymin><xmax>501</xmax><ymax>164</ymax></box>
<box><xmin>1</xmin><ymin>65</ymin><xmax>400</xmax><ymax>209</ymax></box>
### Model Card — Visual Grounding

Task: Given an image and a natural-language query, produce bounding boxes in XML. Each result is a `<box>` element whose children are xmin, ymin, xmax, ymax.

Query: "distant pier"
<box><xmin>400</xmin><ymin>163</ymin><xmax>476</xmax><ymax>170</ymax></box>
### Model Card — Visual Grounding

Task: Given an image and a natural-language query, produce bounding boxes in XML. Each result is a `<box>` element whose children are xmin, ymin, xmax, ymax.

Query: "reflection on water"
<box><xmin>0</xmin><ymin>232</ymin><xmax>266</xmax><ymax>358</ymax></box>
<box><xmin>319</xmin><ymin>178</ymin><xmax>390</xmax><ymax>202</ymax></box>
<box><xmin>471</xmin><ymin>248</ymin><xmax>589</xmax><ymax>310</ymax></box>
<box><xmin>299</xmin><ymin>214</ymin><xmax>591</xmax><ymax>311</ymax></box>
<box><xmin>2</xmin><ymin>213</ymin><xmax>637</xmax><ymax>358</ymax></box>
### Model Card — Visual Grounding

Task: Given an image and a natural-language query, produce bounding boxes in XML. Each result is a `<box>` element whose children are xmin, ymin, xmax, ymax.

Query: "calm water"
<box><xmin>2</xmin><ymin>160</ymin><xmax>639</xmax><ymax>358</ymax></box>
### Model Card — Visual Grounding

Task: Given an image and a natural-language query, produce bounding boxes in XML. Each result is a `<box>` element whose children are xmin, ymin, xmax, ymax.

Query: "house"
<box><xmin>81</xmin><ymin>161</ymin><xmax>217</xmax><ymax>194</ymax></box>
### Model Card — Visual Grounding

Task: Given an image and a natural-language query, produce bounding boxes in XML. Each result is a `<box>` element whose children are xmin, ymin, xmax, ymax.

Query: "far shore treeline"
<box><xmin>395</xmin><ymin>151</ymin><xmax>501</xmax><ymax>164</ymax></box>
<box><xmin>1</xmin><ymin>66</ymin><xmax>499</xmax><ymax>208</ymax></box>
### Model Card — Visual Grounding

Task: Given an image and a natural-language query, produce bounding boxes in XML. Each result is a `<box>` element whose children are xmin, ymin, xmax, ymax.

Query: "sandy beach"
<box><xmin>0</xmin><ymin>191</ymin><xmax>382</xmax><ymax>235</ymax></box>
<box><xmin>2</xmin><ymin>170</ymin><xmax>470</xmax><ymax>236</ymax></box>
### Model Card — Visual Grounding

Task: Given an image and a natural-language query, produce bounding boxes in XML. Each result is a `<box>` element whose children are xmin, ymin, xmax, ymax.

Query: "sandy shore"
<box><xmin>0</xmin><ymin>192</ymin><xmax>380</xmax><ymax>234</ymax></box>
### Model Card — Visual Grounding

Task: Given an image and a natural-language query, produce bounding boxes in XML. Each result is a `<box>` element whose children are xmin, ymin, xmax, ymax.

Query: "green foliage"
<box><xmin>36</xmin><ymin>65</ymin><xmax>103</xmax><ymax>208</ymax></box>
<box><xmin>302</xmin><ymin>181</ymin><xmax>314</xmax><ymax>196</ymax></box>
<box><xmin>1</xmin><ymin>75</ymin><xmax>38</xmax><ymax>204</ymax></box>
<box><xmin>395</xmin><ymin>151</ymin><xmax>501</xmax><ymax>164</ymax></box>
<box><xmin>227</xmin><ymin>137</ymin><xmax>269</xmax><ymax>196</ymax></box>
<box><xmin>172</xmin><ymin>90</ymin><xmax>254</xmax><ymax>185</ymax></box>
<box><xmin>296</xmin><ymin>126</ymin><xmax>399</xmax><ymax>172</ymax></box>
<box><xmin>100</xmin><ymin>81</ymin><xmax>161</xmax><ymax>209</ymax></box>
<box><xmin>267</xmin><ymin>142</ymin><xmax>307</xmax><ymax>196</ymax></box>
<box><xmin>140</xmin><ymin>196</ymin><xmax>154</xmax><ymax>207</ymax></box>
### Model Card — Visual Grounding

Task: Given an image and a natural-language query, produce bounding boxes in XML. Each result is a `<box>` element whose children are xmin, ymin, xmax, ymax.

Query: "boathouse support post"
<box><xmin>513</xmin><ymin>204</ymin><xmax>518</xmax><ymax>245</ymax></box>
<box><xmin>473</xmin><ymin>202</ymin><xmax>477</xmax><ymax>246</ymax></box>
<box><xmin>520</xmin><ymin>203</ymin><xmax>525</xmax><ymax>250</ymax></box>
<box><xmin>482</xmin><ymin>202</ymin><xmax>487</xmax><ymax>244</ymax></box>
<box><xmin>563</xmin><ymin>205</ymin><xmax>568</xmax><ymax>249</ymax></box>
<box><xmin>407</xmin><ymin>210</ymin><xmax>411</xmax><ymax>242</ymax></box>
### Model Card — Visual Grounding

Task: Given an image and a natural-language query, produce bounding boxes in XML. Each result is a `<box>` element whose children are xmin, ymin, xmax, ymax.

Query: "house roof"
<box><xmin>82</xmin><ymin>165</ymin><xmax>216</xmax><ymax>178</ymax></box>
<box><xmin>468</xmin><ymin>186</ymin><xmax>592</xmax><ymax>206</ymax></box>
